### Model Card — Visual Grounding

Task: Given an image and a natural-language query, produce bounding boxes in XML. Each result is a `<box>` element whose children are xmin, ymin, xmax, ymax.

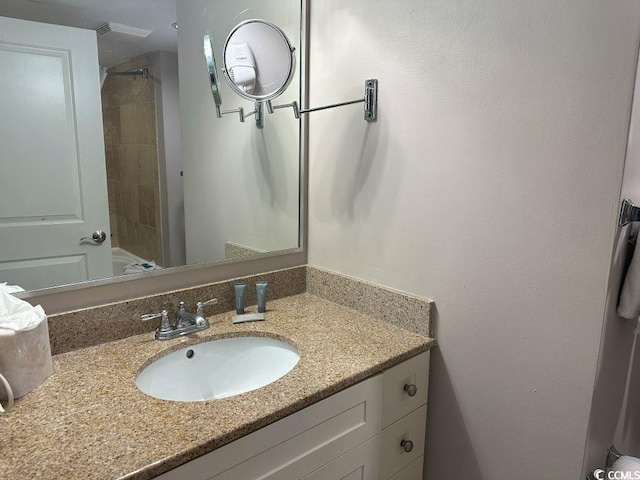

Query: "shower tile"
<box><xmin>125</xmin><ymin>220</ymin><xmax>141</xmax><ymax>256</ymax></box>
<box><xmin>110</xmin><ymin>147</ymin><xmax>124</xmax><ymax>182</ymax></box>
<box><xmin>116</xmin><ymin>216</ymin><xmax>128</xmax><ymax>246</ymax></box>
<box><xmin>105</xmin><ymin>149</ymin><xmax>115</xmax><ymax>182</ymax></box>
<box><xmin>110</xmin><ymin>106</ymin><xmax>121</xmax><ymax>144</ymax></box>
<box><xmin>107</xmin><ymin>181</ymin><xmax>116</xmax><ymax>213</ymax></box>
<box><xmin>138</xmin><ymin>184</ymin><xmax>156</xmax><ymax>228</ymax></box>
<box><xmin>101</xmin><ymin>53</ymin><xmax>161</xmax><ymax>275</ymax></box>
<box><xmin>137</xmin><ymin>146</ymin><xmax>158</xmax><ymax>184</ymax></box>
<box><xmin>141</xmin><ymin>101</ymin><xmax>157</xmax><ymax>145</ymax></box>
<box><xmin>112</xmin><ymin>181</ymin><xmax>125</xmax><ymax>217</ymax></box>
<box><xmin>119</xmin><ymin>104</ymin><xmax>142</xmax><ymax>144</ymax></box>
<box><xmin>102</xmin><ymin>105</ymin><xmax>112</xmax><ymax>147</ymax></box>
<box><xmin>139</xmin><ymin>225</ymin><xmax>159</xmax><ymax>263</ymax></box>
<box><xmin>122</xmin><ymin>183</ymin><xmax>139</xmax><ymax>223</ymax></box>
<box><xmin>122</xmin><ymin>145</ymin><xmax>141</xmax><ymax>181</ymax></box>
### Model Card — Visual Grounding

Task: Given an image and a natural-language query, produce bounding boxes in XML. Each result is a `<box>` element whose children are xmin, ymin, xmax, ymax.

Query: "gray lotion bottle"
<box><xmin>234</xmin><ymin>282</ymin><xmax>246</xmax><ymax>314</ymax></box>
<box><xmin>256</xmin><ymin>281</ymin><xmax>268</xmax><ymax>313</ymax></box>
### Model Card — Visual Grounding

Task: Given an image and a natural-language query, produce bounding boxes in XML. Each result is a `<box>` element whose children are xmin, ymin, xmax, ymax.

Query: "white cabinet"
<box><xmin>380</xmin><ymin>351</ymin><xmax>430</xmax><ymax>480</ymax></box>
<box><xmin>157</xmin><ymin>351</ymin><xmax>430</xmax><ymax>480</ymax></box>
<box><xmin>388</xmin><ymin>456</ymin><xmax>424</xmax><ymax>480</ymax></box>
<box><xmin>301</xmin><ymin>435</ymin><xmax>382</xmax><ymax>480</ymax></box>
<box><xmin>382</xmin><ymin>352</ymin><xmax>430</xmax><ymax>428</ymax></box>
<box><xmin>380</xmin><ymin>406</ymin><xmax>427</xmax><ymax>479</ymax></box>
<box><xmin>157</xmin><ymin>375</ymin><xmax>382</xmax><ymax>480</ymax></box>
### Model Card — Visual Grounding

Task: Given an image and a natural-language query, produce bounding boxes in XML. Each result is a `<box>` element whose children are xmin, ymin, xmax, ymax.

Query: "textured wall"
<box><xmin>307</xmin><ymin>1</ymin><xmax>640</xmax><ymax>478</ymax></box>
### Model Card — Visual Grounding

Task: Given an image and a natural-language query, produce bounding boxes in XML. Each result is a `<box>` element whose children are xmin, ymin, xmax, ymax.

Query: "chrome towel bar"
<box><xmin>619</xmin><ymin>199</ymin><xmax>640</xmax><ymax>227</ymax></box>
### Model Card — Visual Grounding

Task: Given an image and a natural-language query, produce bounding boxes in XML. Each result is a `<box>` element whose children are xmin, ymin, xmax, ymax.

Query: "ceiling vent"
<box><xmin>95</xmin><ymin>22</ymin><xmax>152</xmax><ymax>38</ymax></box>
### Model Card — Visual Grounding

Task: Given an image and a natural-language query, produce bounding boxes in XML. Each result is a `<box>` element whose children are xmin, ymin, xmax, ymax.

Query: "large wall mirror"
<box><xmin>0</xmin><ymin>0</ymin><xmax>303</xmax><ymax>296</ymax></box>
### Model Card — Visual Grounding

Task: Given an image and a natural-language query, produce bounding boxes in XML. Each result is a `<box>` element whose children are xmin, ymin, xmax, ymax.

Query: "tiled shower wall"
<box><xmin>101</xmin><ymin>53</ymin><xmax>164</xmax><ymax>266</ymax></box>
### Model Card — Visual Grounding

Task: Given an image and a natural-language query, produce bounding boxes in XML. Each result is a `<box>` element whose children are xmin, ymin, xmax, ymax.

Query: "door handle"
<box><xmin>80</xmin><ymin>230</ymin><xmax>107</xmax><ymax>245</ymax></box>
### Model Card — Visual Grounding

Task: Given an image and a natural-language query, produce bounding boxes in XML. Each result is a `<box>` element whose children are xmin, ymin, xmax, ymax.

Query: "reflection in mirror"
<box><xmin>204</xmin><ymin>35</ymin><xmax>223</xmax><ymax>110</ymax></box>
<box><xmin>0</xmin><ymin>0</ymin><xmax>302</xmax><ymax>293</ymax></box>
<box><xmin>222</xmin><ymin>20</ymin><xmax>295</xmax><ymax>102</ymax></box>
<box><xmin>178</xmin><ymin>0</ymin><xmax>301</xmax><ymax>266</ymax></box>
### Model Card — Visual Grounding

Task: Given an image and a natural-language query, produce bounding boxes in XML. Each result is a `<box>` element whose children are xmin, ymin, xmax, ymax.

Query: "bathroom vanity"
<box><xmin>0</xmin><ymin>293</ymin><xmax>434</xmax><ymax>479</ymax></box>
<box><xmin>157</xmin><ymin>351</ymin><xmax>430</xmax><ymax>480</ymax></box>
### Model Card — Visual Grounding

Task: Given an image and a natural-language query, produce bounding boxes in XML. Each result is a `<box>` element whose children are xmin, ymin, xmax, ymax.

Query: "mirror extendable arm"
<box><xmin>216</xmin><ymin>105</ymin><xmax>245</xmax><ymax>122</ymax></box>
<box><xmin>268</xmin><ymin>79</ymin><xmax>378</xmax><ymax>122</ymax></box>
<box><xmin>266</xmin><ymin>100</ymin><xmax>300</xmax><ymax>118</ymax></box>
<box><xmin>205</xmin><ymin>34</ymin><xmax>260</xmax><ymax>127</ymax></box>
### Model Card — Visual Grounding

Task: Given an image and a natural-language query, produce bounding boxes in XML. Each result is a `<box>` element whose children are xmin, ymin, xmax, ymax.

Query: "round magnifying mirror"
<box><xmin>222</xmin><ymin>19</ymin><xmax>295</xmax><ymax>102</ymax></box>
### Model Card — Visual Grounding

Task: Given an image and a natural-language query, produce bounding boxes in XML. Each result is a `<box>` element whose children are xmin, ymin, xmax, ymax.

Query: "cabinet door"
<box><xmin>381</xmin><ymin>405</ymin><xmax>427</xmax><ymax>479</ymax></box>
<box><xmin>157</xmin><ymin>374</ymin><xmax>383</xmax><ymax>480</ymax></box>
<box><xmin>301</xmin><ymin>435</ymin><xmax>381</xmax><ymax>480</ymax></box>
<box><xmin>388</xmin><ymin>456</ymin><xmax>423</xmax><ymax>480</ymax></box>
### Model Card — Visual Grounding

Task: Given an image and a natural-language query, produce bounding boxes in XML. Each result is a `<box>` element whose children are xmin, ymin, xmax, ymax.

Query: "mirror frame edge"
<box><xmin>20</xmin><ymin>248</ymin><xmax>307</xmax><ymax>314</ymax></box>
<box><xmin>17</xmin><ymin>0</ymin><xmax>310</xmax><ymax>315</ymax></box>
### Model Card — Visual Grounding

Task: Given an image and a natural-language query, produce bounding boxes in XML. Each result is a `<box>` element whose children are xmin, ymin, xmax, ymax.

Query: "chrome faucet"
<box><xmin>176</xmin><ymin>301</ymin><xmax>196</xmax><ymax>329</ymax></box>
<box><xmin>142</xmin><ymin>298</ymin><xmax>218</xmax><ymax>340</ymax></box>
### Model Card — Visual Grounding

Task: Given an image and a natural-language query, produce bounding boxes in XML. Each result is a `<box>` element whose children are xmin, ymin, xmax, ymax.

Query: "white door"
<box><xmin>0</xmin><ymin>16</ymin><xmax>112</xmax><ymax>291</ymax></box>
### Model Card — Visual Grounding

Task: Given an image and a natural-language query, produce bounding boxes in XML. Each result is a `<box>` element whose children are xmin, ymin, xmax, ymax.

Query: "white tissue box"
<box><xmin>0</xmin><ymin>319</ymin><xmax>53</xmax><ymax>400</ymax></box>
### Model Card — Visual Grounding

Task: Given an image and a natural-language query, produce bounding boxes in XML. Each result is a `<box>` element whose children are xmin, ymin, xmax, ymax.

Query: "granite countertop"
<box><xmin>0</xmin><ymin>293</ymin><xmax>434</xmax><ymax>480</ymax></box>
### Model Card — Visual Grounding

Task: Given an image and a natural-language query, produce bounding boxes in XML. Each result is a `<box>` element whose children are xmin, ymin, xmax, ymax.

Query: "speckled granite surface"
<box><xmin>47</xmin><ymin>266</ymin><xmax>306</xmax><ymax>355</ymax></box>
<box><xmin>1</xmin><ymin>293</ymin><xmax>434</xmax><ymax>480</ymax></box>
<box><xmin>307</xmin><ymin>266</ymin><xmax>434</xmax><ymax>337</ymax></box>
<box><xmin>47</xmin><ymin>265</ymin><xmax>432</xmax><ymax>356</ymax></box>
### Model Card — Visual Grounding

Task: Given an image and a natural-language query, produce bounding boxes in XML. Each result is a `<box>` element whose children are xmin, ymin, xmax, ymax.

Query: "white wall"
<box><xmin>307</xmin><ymin>1</ymin><xmax>640</xmax><ymax>479</ymax></box>
<box><xmin>177</xmin><ymin>0</ymin><xmax>301</xmax><ymax>265</ymax></box>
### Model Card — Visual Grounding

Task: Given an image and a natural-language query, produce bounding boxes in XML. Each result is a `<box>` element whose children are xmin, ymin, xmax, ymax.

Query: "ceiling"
<box><xmin>0</xmin><ymin>0</ymin><xmax>178</xmax><ymax>67</ymax></box>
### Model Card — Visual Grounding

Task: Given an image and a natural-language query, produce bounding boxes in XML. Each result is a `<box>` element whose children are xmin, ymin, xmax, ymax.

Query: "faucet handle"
<box><xmin>196</xmin><ymin>297</ymin><xmax>218</xmax><ymax>313</ymax></box>
<box><xmin>195</xmin><ymin>298</ymin><xmax>218</xmax><ymax>326</ymax></box>
<box><xmin>141</xmin><ymin>309</ymin><xmax>172</xmax><ymax>333</ymax></box>
<box><xmin>141</xmin><ymin>310</ymin><xmax>165</xmax><ymax>322</ymax></box>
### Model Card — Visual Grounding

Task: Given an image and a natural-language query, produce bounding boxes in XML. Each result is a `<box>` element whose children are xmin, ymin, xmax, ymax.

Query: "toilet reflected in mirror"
<box><xmin>222</xmin><ymin>19</ymin><xmax>295</xmax><ymax>101</ymax></box>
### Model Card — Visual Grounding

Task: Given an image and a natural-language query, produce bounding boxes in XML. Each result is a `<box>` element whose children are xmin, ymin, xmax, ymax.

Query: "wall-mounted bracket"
<box><xmin>619</xmin><ymin>198</ymin><xmax>640</xmax><ymax>227</ymax></box>
<box><xmin>267</xmin><ymin>79</ymin><xmax>378</xmax><ymax>122</ymax></box>
<box><xmin>243</xmin><ymin>101</ymin><xmax>264</xmax><ymax>129</ymax></box>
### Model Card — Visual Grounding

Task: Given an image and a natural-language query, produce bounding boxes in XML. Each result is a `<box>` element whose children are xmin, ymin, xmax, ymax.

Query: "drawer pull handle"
<box><xmin>400</xmin><ymin>439</ymin><xmax>414</xmax><ymax>453</ymax></box>
<box><xmin>403</xmin><ymin>383</ymin><xmax>417</xmax><ymax>397</ymax></box>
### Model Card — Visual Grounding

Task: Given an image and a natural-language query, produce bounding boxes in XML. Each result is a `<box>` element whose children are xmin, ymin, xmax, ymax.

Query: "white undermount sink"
<box><xmin>135</xmin><ymin>336</ymin><xmax>300</xmax><ymax>401</ymax></box>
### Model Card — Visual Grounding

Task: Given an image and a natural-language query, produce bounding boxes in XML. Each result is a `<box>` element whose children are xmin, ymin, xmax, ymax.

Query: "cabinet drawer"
<box><xmin>382</xmin><ymin>351</ymin><xmax>429</xmax><ymax>428</ymax></box>
<box><xmin>301</xmin><ymin>435</ymin><xmax>381</xmax><ymax>480</ymax></box>
<box><xmin>381</xmin><ymin>405</ymin><xmax>427</xmax><ymax>480</ymax></box>
<box><xmin>157</xmin><ymin>374</ymin><xmax>383</xmax><ymax>480</ymax></box>
<box><xmin>388</xmin><ymin>455</ymin><xmax>423</xmax><ymax>480</ymax></box>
